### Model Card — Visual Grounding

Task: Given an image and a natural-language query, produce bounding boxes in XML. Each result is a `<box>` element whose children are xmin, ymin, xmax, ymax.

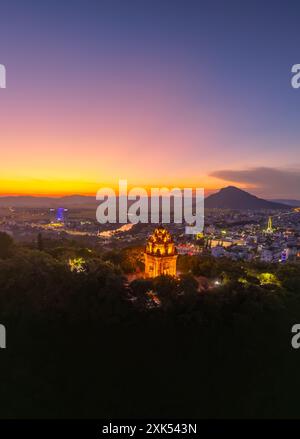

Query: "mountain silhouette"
<box><xmin>0</xmin><ymin>187</ymin><xmax>293</xmax><ymax>210</ymax></box>
<box><xmin>205</xmin><ymin>186</ymin><xmax>291</xmax><ymax>210</ymax></box>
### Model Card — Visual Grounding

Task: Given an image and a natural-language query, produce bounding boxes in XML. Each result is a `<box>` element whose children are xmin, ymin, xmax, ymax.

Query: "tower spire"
<box><xmin>265</xmin><ymin>216</ymin><xmax>274</xmax><ymax>234</ymax></box>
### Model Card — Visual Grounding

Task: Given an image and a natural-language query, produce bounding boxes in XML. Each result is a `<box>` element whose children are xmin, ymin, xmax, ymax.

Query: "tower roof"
<box><xmin>145</xmin><ymin>227</ymin><xmax>176</xmax><ymax>256</ymax></box>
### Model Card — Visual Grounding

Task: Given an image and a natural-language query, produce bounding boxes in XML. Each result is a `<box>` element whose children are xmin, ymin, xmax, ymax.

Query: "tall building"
<box><xmin>50</xmin><ymin>207</ymin><xmax>68</xmax><ymax>224</ymax></box>
<box><xmin>56</xmin><ymin>207</ymin><xmax>68</xmax><ymax>223</ymax></box>
<box><xmin>144</xmin><ymin>227</ymin><xmax>177</xmax><ymax>278</ymax></box>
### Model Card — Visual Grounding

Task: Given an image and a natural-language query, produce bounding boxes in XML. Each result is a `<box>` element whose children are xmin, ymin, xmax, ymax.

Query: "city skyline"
<box><xmin>1</xmin><ymin>1</ymin><xmax>300</xmax><ymax>198</ymax></box>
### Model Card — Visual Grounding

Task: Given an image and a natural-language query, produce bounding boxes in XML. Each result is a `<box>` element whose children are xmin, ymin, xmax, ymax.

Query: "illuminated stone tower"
<box><xmin>265</xmin><ymin>216</ymin><xmax>274</xmax><ymax>234</ymax></box>
<box><xmin>144</xmin><ymin>227</ymin><xmax>177</xmax><ymax>278</ymax></box>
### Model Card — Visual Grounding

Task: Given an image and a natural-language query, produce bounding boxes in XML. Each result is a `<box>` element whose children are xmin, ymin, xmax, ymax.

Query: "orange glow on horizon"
<box><xmin>0</xmin><ymin>176</ymin><xmax>252</xmax><ymax>197</ymax></box>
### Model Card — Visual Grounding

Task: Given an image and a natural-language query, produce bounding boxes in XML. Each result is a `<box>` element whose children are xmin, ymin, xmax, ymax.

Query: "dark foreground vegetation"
<box><xmin>0</xmin><ymin>232</ymin><xmax>300</xmax><ymax>418</ymax></box>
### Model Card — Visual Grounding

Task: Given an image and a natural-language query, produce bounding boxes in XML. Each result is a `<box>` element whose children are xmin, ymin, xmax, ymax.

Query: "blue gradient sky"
<box><xmin>0</xmin><ymin>0</ymin><xmax>300</xmax><ymax>197</ymax></box>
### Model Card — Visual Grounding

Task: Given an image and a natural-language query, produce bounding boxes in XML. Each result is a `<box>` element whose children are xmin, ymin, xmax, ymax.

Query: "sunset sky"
<box><xmin>0</xmin><ymin>0</ymin><xmax>300</xmax><ymax>198</ymax></box>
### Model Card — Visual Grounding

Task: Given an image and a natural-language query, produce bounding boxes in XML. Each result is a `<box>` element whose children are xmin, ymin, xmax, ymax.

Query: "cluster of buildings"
<box><xmin>200</xmin><ymin>211</ymin><xmax>300</xmax><ymax>263</ymax></box>
<box><xmin>1</xmin><ymin>205</ymin><xmax>300</xmax><ymax>265</ymax></box>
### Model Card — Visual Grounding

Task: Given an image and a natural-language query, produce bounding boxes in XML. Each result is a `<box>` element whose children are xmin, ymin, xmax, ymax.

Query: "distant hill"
<box><xmin>270</xmin><ymin>199</ymin><xmax>300</xmax><ymax>207</ymax></box>
<box><xmin>205</xmin><ymin>186</ymin><xmax>291</xmax><ymax>210</ymax></box>
<box><xmin>0</xmin><ymin>195</ymin><xmax>97</xmax><ymax>208</ymax></box>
